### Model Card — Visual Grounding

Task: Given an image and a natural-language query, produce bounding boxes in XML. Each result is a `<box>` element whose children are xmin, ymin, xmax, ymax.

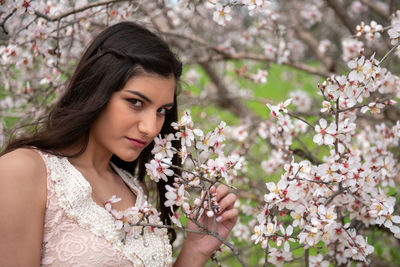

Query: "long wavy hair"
<box><xmin>3</xmin><ymin>21</ymin><xmax>182</xmax><ymax>242</ymax></box>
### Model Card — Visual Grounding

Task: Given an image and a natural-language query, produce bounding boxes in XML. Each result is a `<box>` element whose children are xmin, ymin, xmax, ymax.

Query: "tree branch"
<box><xmin>194</xmin><ymin>53</ymin><xmax>333</xmax><ymax>78</ymax></box>
<box><xmin>199</xmin><ymin>62</ymin><xmax>260</xmax><ymax>120</ymax></box>
<box><xmin>0</xmin><ymin>8</ymin><xmax>16</xmax><ymax>35</ymax></box>
<box><xmin>359</xmin><ymin>0</ymin><xmax>390</xmax><ymax>19</ymax></box>
<box><xmin>34</xmin><ymin>0</ymin><xmax>129</xmax><ymax>22</ymax></box>
<box><xmin>293</xmin><ymin>24</ymin><xmax>336</xmax><ymax>72</ymax></box>
<box><xmin>160</xmin><ymin>30</ymin><xmax>334</xmax><ymax>78</ymax></box>
<box><xmin>325</xmin><ymin>0</ymin><xmax>357</xmax><ymax>35</ymax></box>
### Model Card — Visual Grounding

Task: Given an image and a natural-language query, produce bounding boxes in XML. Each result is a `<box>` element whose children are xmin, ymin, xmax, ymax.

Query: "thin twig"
<box><xmin>34</xmin><ymin>0</ymin><xmax>129</xmax><ymax>22</ymax></box>
<box><xmin>287</xmin><ymin>112</ymin><xmax>315</xmax><ymax>128</ymax></box>
<box><xmin>0</xmin><ymin>8</ymin><xmax>16</xmax><ymax>35</ymax></box>
<box><xmin>379</xmin><ymin>43</ymin><xmax>400</xmax><ymax>65</ymax></box>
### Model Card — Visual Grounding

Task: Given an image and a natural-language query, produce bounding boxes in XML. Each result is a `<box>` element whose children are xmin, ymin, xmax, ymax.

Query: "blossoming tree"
<box><xmin>1</xmin><ymin>0</ymin><xmax>400</xmax><ymax>266</ymax></box>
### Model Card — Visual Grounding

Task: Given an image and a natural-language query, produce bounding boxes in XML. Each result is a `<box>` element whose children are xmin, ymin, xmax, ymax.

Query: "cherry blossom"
<box><xmin>313</xmin><ymin>119</ymin><xmax>336</xmax><ymax>146</ymax></box>
<box><xmin>289</xmin><ymin>90</ymin><xmax>311</xmax><ymax>112</ymax></box>
<box><xmin>342</xmin><ymin>38</ymin><xmax>364</xmax><ymax>61</ymax></box>
<box><xmin>251</xmin><ymin>69</ymin><xmax>268</xmax><ymax>84</ymax></box>
<box><xmin>164</xmin><ymin>184</ymin><xmax>188</xmax><ymax>208</ymax></box>
<box><xmin>276</xmin><ymin>224</ymin><xmax>294</xmax><ymax>252</ymax></box>
<box><xmin>348</xmin><ymin>56</ymin><xmax>367</xmax><ymax>82</ymax></box>
<box><xmin>388</xmin><ymin>23</ymin><xmax>400</xmax><ymax>45</ymax></box>
<box><xmin>318</xmin><ymin>39</ymin><xmax>331</xmax><ymax>54</ymax></box>
<box><xmin>320</xmin><ymin>100</ymin><xmax>332</xmax><ymax>113</ymax></box>
<box><xmin>212</xmin><ymin>3</ymin><xmax>232</xmax><ymax>26</ymax></box>
<box><xmin>344</xmin><ymin>235</ymin><xmax>374</xmax><ymax>261</ymax></box>
<box><xmin>268</xmin><ymin>247</ymin><xmax>293</xmax><ymax>267</ymax></box>
<box><xmin>145</xmin><ymin>153</ymin><xmax>174</xmax><ymax>182</ymax></box>
<box><xmin>309</xmin><ymin>254</ymin><xmax>329</xmax><ymax>267</ymax></box>
<box><xmin>266</xmin><ymin>98</ymin><xmax>292</xmax><ymax>118</ymax></box>
<box><xmin>152</xmin><ymin>133</ymin><xmax>177</xmax><ymax>158</ymax></box>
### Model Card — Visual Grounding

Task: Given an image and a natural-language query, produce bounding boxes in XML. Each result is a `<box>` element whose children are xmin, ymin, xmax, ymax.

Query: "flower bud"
<box><xmin>194</xmin><ymin>198</ymin><xmax>202</xmax><ymax>206</ymax></box>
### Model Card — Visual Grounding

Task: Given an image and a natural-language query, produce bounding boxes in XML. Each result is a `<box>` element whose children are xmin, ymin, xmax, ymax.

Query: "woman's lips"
<box><xmin>126</xmin><ymin>137</ymin><xmax>146</xmax><ymax>148</ymax></box>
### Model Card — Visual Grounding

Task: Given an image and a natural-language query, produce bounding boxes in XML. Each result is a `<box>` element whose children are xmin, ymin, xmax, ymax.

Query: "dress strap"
<box><xmin>109</xmin><ymin>162</ymin><xmax>145</xmax><ymax>208</ymax></box>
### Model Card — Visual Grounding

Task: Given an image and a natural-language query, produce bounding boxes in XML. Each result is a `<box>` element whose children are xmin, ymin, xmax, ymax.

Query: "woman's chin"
<box><xmin>116</xmin><ymin>151</ymin><xmax>141</xmax><ymax>162</ymax></box>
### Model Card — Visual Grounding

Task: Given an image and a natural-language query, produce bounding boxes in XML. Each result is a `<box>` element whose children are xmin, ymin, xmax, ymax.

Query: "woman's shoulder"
<box><xmin>0</xmin><ymin>148</ymin><xmax>47</xmax><ymax>266</ymax></box>
<box><xmin>0</xmin><ymin>147</ymin><xmax>47</xmax><ymax>186</ymax></box>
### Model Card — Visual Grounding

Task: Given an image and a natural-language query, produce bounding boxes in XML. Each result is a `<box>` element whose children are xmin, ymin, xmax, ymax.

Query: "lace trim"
<box><xmin>40</xmin><ymin>152</ymin><xmax>173</xmax><ymax>266</ymax></box>
<box><xmin>109</xmin><ymin>162</ymin><xmax>145</xmax><ymax>206</ymax></box>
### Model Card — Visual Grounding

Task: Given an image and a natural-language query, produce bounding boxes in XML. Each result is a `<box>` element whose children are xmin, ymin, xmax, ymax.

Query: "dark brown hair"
<box><xmin>3</xmin><ymin>21</ymin><xmax>182</xmax><ymax>241</ymax></box>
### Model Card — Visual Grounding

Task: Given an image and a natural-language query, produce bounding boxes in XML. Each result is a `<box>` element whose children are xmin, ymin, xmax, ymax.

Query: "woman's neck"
<box><xmin>61</xmin><ymin>136</ymin><xmax>113</xmax><ymax>175</ymax></box>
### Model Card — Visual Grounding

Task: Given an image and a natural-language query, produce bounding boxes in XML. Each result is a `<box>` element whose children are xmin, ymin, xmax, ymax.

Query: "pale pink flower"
<box><xmin>171</xmin><ymin>110</ymin><xmax>193</xmax><ymax>129</ymax></box>
<box><xmin>313</xmin><ymin>119</ymin><xmax>336</xmax><ymax>146</ymax></box>
<box><xmin>152</xmin><ymin>134</ymin><xmax>176</xmax><ymax>158</ymax></box>
<box><xmin>289</xmin><ymin>90</ymin><xmax>312</xmax><ymax>112</ymax></box>
<box><xmin>348</xmin><ymin>56</ymin><xmax>366</xmax><ymax>82</ymax></box>
<box><xmin>246</xmin><ymin>0</ymin><xmax>264</xmax><ymax>11</ymax></box>
<box><xmin>170</xmin><ymin>212</ymin><xmax>182</xmax><ymax>227</ymax></box>
<box><xmin>145</xmin><ymin>153</ymin><xmax>174</xmax><ymax>182</ymax></box>
<box><xmin>290</xmin><ymin>205</ymin><xmax>306</xmax><ymax>227</ymax></box>
<box><xmin>266</xmin><ymin>98</ymin><xmax>292</xmax><ymax>118</ymax></box>
<box><xmin>360</xmin><ymin>102</ymin><xmax>385</xmax><ymax>114</ymax></box>
<box><xmin>277</xmin><ymin>224</ymin><xmax>295</xmax><ymax>251</ymax></box>
<box><xmin>318</xmin><ymin>39</ymin><xmax>331</xmax><ymax>54</ymax></box>
<box><xmin>252</xmin><ymin>69</ymin><xmax>268</xmax><ymax>84</ymax></box>
<box><xmin>251</xmin><ymin>224</ymin><xmax>265</xmax><ymax>245</ymax></box>
<box><xmin>213</xmin><ymin>3</ymin><xmax>232</xmax><ymax>26</ymax></box>
<box><xmin>320</xmin><ymin>101</ymin><xmax>332</xmax><ymax>112</ymax></box>
<box><xmin>268</xmin><ymin>247</ymin><xmax>293</xmax><ymax>267</ymax></box>
<box><xmin>104</xmin><ymin>195</ymin><xmax>121</xmax><ymax>211</ymax></box>
<box><xmin>388</xmin><ymin>23</ymin><xmax>400</xmax><ymax>45</ymax></box>
<box><xmin>344</xmin><ymin>235</ymin><xmax>374</xmax><ymax>261</ymax></box>
<box><xmin>175</xmin><ymin>127</ymin><xmax>195</xmax><ymax>147</ymax></box>
<box><xmin>16</xmin><ymin>0</ymin><xmax>39</xmax><ymax>15</ymax></box>
<box><xmin>309</xmin><ymin>254</ymin><xmax>329</xmax><ymax>267</ymax></box>
<box><xmin>164</xmin><ymin>184</ymin><xmax>187</xmax><ymax>207</ymax></box>
<box><xmin>342</xmin><ymin>38</ymin><xmax>363</xmax><ymax>61</ymax></box>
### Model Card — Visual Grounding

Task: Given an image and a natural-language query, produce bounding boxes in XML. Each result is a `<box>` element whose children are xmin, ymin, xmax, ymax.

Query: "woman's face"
<box><xmin>90</xmin><ymin>73</ymin><xmax>176</xmax><ymax>162</ymax></box>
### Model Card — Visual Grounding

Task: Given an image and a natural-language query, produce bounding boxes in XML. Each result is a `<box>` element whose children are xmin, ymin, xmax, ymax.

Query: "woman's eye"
<box><xmin>158</xmin><ymin>107</ymin><xmax>167</xmax><ymax>115</ymax></box>
<box><xmin>127</xmin><ymin>99</ymin><xmax>143</xmax><ymax>108</ymax></box>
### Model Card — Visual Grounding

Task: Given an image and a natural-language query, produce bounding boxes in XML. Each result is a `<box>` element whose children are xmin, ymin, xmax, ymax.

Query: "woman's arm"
<box><xmin>0</xmin><ymin>148</ymin><xmax>47</xmax><ymax>267</ymax></box>
<box><xmin>174</xmin><ymin>185</ymin><xmax>239</xmax><ymax>267</ymax></box>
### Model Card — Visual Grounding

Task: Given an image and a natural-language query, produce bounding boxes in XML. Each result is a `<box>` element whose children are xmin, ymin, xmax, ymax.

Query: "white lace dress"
<box><xmin>36</xmin><ymin>150</ymin><xmax>173</xmax><ymax>267</ymax></box>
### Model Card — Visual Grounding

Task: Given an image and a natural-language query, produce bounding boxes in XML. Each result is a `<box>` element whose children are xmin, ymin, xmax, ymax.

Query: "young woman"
<box><xmin>0</xmin><ymin>22</ymin><xmax>238</xmax><ymax>266</ymax></box>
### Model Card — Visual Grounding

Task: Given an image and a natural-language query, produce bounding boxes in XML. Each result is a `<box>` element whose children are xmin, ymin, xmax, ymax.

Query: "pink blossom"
<box><xmin>313</xmin><ymin>119</ymin><xmax>336</xmax><ymax>146</ymax></box>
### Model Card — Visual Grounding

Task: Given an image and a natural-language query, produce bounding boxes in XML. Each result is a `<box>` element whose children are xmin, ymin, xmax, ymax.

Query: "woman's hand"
<box><xmin>185</xmin><ymin>184</ymin><xmax>239</xmax><ymax>257</ymax></box>
<box><xmin>173</xmin><ymin>184</ymin><xmax>238</xmax><ymax>267</ymax></box>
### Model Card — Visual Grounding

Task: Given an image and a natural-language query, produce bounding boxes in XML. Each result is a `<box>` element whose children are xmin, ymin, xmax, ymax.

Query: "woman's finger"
<box><xmin>216</xmin><ymin>208</ymin><xmax>239</xmax><ymax>223</ymax></box>
<box><xmin>215</xmin><ymin>184</ymin><xmax>229</xmax><ymax>202</ymax></box>
<box><xmin>217</xmin><ymin>193</ymin><xmax>237</xmax><ymax>214</ymax></box>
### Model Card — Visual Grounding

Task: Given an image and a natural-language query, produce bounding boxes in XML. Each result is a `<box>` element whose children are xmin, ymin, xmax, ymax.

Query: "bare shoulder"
<box><xmin>0</xmin><ymin>147</ymin><xmax>47</xmax><ymax>203</ymax></box>
<box><xmin>0</xmin><ymin>148</ymin><xmax>47</xmax><ymax>265</ymax></box>
<box><xmin>0</xmin><ymin>148</ymin><xmax>46</xmax><ymax>181</ymax></box>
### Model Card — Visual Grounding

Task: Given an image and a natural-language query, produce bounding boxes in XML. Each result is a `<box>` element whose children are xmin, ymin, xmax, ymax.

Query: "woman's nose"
<box><xmin>138</xmin><ymin>111</ymin><xmax>161</xmax><ymax>138</ymax></box>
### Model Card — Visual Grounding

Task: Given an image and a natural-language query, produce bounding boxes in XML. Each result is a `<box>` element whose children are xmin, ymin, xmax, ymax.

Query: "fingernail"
<box><xmin>216</xmin><ymin>216</ymin><xmax>223</xmax><ymax>222</ymax></box>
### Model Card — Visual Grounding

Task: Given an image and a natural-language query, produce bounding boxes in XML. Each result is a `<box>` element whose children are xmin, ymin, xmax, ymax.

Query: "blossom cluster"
<box><xmin>251</xmin><ymin>50</ymin><xmax>400</xmax><ymax>265</ymax></box>
<box><xmin>145</xmin><ymin>110</ymin><xmax>244</xmax><ymax>226</ymax></box>
<box><xmin>104</xmin><ymin>195</ymin><xmax>167</xmax><ymax>238</ymax></box>
<box><xmin>356</xmin><ymin>21</ymin><xmax>383</xmax><ymax>44</ymax></box>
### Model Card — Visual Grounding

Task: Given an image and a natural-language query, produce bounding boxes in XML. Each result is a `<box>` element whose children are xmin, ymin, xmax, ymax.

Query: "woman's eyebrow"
<box><xmin>126</xmin><ymin>90</ymin><xmax>152</xmax><ymax>103</ymax></box>
<box><xmin>126</xmin><ymin>90</ymin><xmax>174</xmax><ymax>107</ymax></box>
